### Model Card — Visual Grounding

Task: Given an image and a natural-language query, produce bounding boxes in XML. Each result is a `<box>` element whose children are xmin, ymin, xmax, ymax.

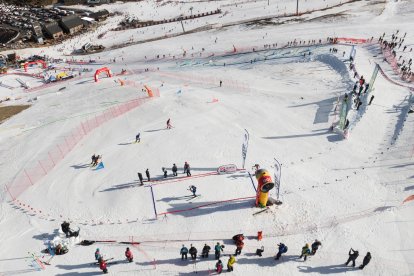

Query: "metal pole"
<box><xmin>180</xmin><ymin>19</ymin><xmax>185</xmax><ymax>33</ymax></box>
<box><xmin>296</xmin><ymin>0</ymin><xmax>299</xmax><ymax>15</ymax></box>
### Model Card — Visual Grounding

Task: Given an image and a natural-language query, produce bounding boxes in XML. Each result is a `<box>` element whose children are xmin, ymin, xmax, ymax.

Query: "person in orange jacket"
<box><xmin>125</xmin><ymin>247</ymin><xmax>133</xmax><ymax>262</ymax></box>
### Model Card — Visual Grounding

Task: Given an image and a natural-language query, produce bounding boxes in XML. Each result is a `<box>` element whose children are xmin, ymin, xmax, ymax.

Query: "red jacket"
<box><xmin>125</xmin><ymin>250</ymin><xmax>133</xmax><ymax>259</ymax></box>
<box><xmin>99</xmin><ymin>261</ymin><xmax>107</xmax><ymax>270</ymax></box>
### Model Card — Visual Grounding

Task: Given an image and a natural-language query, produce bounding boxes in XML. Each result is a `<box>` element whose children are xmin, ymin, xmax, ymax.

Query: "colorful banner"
<box><xmin>367</xmin><ymin>64</ymin><xmax>379</xmax><ymax>94</ymax></box>
<box><xmin>217</xmin><ymin>164</ymin><xmax>238</xmax><ymax>174</ymax></box>
<box><xmin>349</xmin><ymin>45</ymin><xmax>356</xmax><ymax>60</ymax></box>
<box><xmin>339</xmin><ymin>99</ymin><xmax>348</xmax><ymax>130</ymax></box>
<box><xmin>274</xmin><ymin>158</ymin><xmax>281</xmax><ymax>200</ymax></box>
<box><xmin>241</xmin><ymin>129</ymin><xmax>249</xmax><ymax>169</ymax></box>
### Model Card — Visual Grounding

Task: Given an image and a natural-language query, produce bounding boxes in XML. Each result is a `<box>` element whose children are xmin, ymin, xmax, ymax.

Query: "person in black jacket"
<box><xmin>311</xmin><ymin>240</ymin><xmax>322</xmax><ymax>255</ymax></box>
<box><xmin>359</xmin><ymin>252</ymin><xmax>371</xmax><ymax>269</ymax></box>
<box><xmin>189</xmin><ymin>244</ymin><xmax>197</xmax><ymax>260</ymax></box>
<box><xmin>172</xmin><ymin>164</ymin><xmax>178</xmax><ymax>176</ymax></box>
<box><xmin>145</xmin><ymin>169</ymin><xmax>150</xmax><ymax>181</ymax></box>
<box><xmin>345</xmin><ymin>248</ymin><xmax>359</xmax><ymax>267</ymax></box>
<box><xmin>201</xmin><ymin>244</ymin><xmax>211</xmax><ymax>258</ymax></box>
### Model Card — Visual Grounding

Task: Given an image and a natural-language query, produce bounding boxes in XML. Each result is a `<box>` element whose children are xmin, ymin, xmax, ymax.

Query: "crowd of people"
<box><xmin>177</xmin><ymin>235</ymin><xmax>371</xmax><ymax>274</ymax></box>
<box><xmin>136</xmin><ymin>161</ymin><xmax>192</xmax><ymax>185</ymax></box>
<box><xmin>379</xmin><ymin>30</ymin><xmax>413</xmax><ymax>81</ymax></box>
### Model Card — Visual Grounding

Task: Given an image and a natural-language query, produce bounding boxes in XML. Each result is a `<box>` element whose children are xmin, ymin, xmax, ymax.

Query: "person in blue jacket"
<box><xmin>180</xmin><ymin>245</ymin><xmax>188</xmax><ymax>260</ymax></box>
<box><xmin>275</xmin><ymin>243</ymin><xmax>287</xmax><ymax>260</ymax></box>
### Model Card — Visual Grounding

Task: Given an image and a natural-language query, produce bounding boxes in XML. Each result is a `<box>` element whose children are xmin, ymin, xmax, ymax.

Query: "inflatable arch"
<box><xmin>24</xmin><ymin>60</ymin><xmax>47</xmax><ymax>72</ymax></box>
<box><xmin>94</xmin><ymin>67</ymin><xmax>112</xmax><ymax>82</ymax></box>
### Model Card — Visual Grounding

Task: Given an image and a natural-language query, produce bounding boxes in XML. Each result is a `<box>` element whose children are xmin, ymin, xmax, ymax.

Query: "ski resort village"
<box><xmin>0</xmin><ymin>0</ymin><xmax>413</xmax><ymax>275</ymax></box>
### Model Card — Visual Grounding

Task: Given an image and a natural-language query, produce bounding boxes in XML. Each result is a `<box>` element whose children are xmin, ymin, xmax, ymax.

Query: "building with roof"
<box><xmin>31</xmin><ymin>21</ymin><xmax>44</xmax><ymax>44</ymax></box>
<box><xmin>42</xmin><ymin>22</ymin><xmax>63</xmax><ymax>39</ymax></box>
<box><xmin>59</xmin><ymin>15</ymin><xmax>84</xmax><ymax>35</ymax></box>
<box><xmin>90</xmin><ymin>9</ymin><xmax>109</xmax><ymax>22</ymax></box>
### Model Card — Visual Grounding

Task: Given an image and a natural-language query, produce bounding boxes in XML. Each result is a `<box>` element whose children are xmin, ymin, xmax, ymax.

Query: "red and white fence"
<box><xmin>5</xmin><ymin>90</ymin><xmax>159</xmax><ymax>201</ymax></box>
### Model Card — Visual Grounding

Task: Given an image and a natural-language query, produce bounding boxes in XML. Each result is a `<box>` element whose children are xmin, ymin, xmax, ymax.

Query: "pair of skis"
<box><xmin>186</xmin><ymin>194</ymin><xmax>202</xmax><ymax>202</ymax></box>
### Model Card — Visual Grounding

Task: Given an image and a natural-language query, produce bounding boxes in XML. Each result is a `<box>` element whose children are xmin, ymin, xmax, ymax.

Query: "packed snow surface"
<box><xmin>0</xmin><ymin>0</ymin><xmax>413</xmax><ymax>275</ymax></box>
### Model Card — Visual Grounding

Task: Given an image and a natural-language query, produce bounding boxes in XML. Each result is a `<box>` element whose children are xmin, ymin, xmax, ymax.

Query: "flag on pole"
<box><xmin>241</xmin><ymin>129</ymin><xmax>249</xmax><ymax>169</ymax></box>
<box><xmin>274</xmin><ymin>158</ymin><xmax>281</xmax><ymax>200</ymax></box>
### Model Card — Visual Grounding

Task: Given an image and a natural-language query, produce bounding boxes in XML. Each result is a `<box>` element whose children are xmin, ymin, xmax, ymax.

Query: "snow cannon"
<box><xmin>255</xmin><ymin>169</ymin><xmax>275</xmax><ymax>208</ymax></box>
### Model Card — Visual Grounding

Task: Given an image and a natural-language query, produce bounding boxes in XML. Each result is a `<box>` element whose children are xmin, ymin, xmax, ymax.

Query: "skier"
<box><xmin>216</xmin><ymin>259</ymin><xmax>223</xmax><ymax>274</ymax></box>
<box><xmin>359</xmin><ymin>252</ymin><xmax>371</xmax><ymax>269</ymax></box>
<box><xmin>227</xmin><ymin>255</ymin><xmax>236</xmax><ymax>272</ymax></box>
<box><xmin>359</xmin><ymin>76</ymin><xmax>365</xmax><ymax>86</ymax></box>
<box><xmin>184</xmin><ymin>162</ymin><xmax>191</xmax><ymax>176</ymax></box>
<box><xmin>352</xmin><ymin>81</ymin><xmax>358</xmax><ymax>93</ymax></box>
<box><xmin>180</xmin><ymin>245</ymin><xmax>188</xmax><ymax>260</ymax></box>
<box><xmin>215</xmin><ymin>242</ymin><xmax>224</xmax><ymax>260</ymax></box>
<box><xmin>91</xmin><ymin>154</ymin><xmax>97</xmax><ymax>166</ymax></box>
<box><xmin>137</xmin><ymin>172</ymin><xmax>143</xmax><ymax>185</ymax></box>
<box><xmin>235</xmin><ymin>239</ymin><xmax>244</xmax><ymax>255</ymax></box>
<box><xmin>162</xmin><ymin>167</ymin><xmax>168</xmax><ymax>178</ymax></box>
<box><xmin>189</xmin><ymin>185</ymin><xmax>197</xmax><ymax>197</ymax></box>
<box><xmin>364</xmin><ymin>83</ymin><xmax>370</xmax><ymax>93</ymax></box>
<box><xmin>98</xmin><ymin>257</ymin><xmax>108</xmax><ymax>274</ymax></box>
<box><xmin>189</xmin><ymin>244</ymin><xmax>197</xmax><ymax>260</ymax></box>
<box><xmin>299</xmin><ymin>244</ymin><xmax>311</xmax><ymax>261</ymax></box>
<box><xmin>275</xmin><ymin>243</ymin><xmax>288</xmax><ymax>260</ymax></box>
<box><xmin>95</xmin><ymin>248</ymin><xmax>101</xmax><ymax>261</ymax></box>
<box><xmin>135</xmin><ymin>133</ymin><xmax>140</xmax><ymax>143</ymax></box>
<box><xmin>166</xmin><ymin>118</ymin><xmax>172</xmax><ymax>129</ymax></box>
<box><xmin>356</xmin><ymin>100</ymin><xmax>363</xmax><ymax>111</ymax></box>
<box><xmin>145</xmin><ymin>169</ymin><xmax>150</xmax><ymax>181</ymax></box>
<box><xmin>172</xmin><ymin>163</ymin><xmax>178</xmax><ymax>176</ymax></box>
<box><xmin>219</xmin><ymin>80</ymin><xmax>222</xmax><ymax>87</ymax></box>
<box><xmin>201</xmin><ymin>244</ymin><xmax>211</xmax><ymax>258</ymax></box>
<box><xmin>345</xmin><ymin>248</ymin><xmax>359</xmax><ymax>267</ymax></box>
<box><xmin>256</xmin><ymin>246</ymin><xmax>264</xmax><ymax>257</ymax></box>
<box><xmin>125</xmin><ymin>247</ymin><xmax>133</xmax><ymax>262</ymax></box>
<box><xmin>311</xmin><ymin>240</ymin><xmax>322</xmax><ymax>255</ymax></box>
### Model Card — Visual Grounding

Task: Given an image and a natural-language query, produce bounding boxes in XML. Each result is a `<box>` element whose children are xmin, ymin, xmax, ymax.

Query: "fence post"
<box><xmin>81</xmin><ymin>122</ymin><xmax>87</xmax><ymax>135</ymax></box>
<box><xmin>5</xmin><ymin>183</ymin><xmax>15</xmax><ymax>200</ymax></box>
<box><xmin>48</xmin><ymin>152</ymin><xmax>55</xmax><ymax>166</ymax></box>
<box><xmin>57</xmin><ymin>145</ymin><xmax>64</xmax><ymax>158</ymax></box>
<box><xmin>24</xmin><ymin>169</ymin><xmax>34</xmax><ymax>185</ymax></box>
<box><xmin>39</xmin><ymin>160</ymin><xmax>47</xmax><ymax>175</ymax></box>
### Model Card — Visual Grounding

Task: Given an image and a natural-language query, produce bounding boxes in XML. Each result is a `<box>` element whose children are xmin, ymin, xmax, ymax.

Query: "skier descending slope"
<box><xmin>189</xmin><ymin>185</ymin><xmax>197</xmax><ymax>197</ymax></box>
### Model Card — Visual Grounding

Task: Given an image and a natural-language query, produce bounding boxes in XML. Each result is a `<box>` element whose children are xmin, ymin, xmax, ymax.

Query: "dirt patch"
<box><xmin>0</xmin><ymin>105</ymin><xmax>30</xmax><ymax>123</ymax></box>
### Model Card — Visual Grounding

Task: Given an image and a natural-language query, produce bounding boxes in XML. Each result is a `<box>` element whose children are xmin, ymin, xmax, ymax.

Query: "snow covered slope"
<box><xmin>0</xmin><ymin>0</ymin><xmax>413</xmax><ymax>275</ymax></box>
